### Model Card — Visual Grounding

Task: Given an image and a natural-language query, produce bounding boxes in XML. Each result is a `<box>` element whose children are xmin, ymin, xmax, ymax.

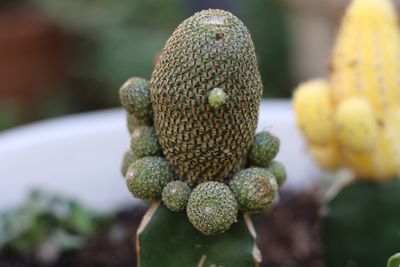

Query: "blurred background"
<box><xmin>1</xmin><ymin>0</ymin><xmax>385</xmax><ymax>131</ymax></box>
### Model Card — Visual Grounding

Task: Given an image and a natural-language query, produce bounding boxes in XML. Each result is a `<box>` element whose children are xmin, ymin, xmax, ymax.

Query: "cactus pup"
<box><xmin>118</xmin><ymin>9</ymin><xmax>286</xmax><ymax>267</ymax></box>
<box><xmin>292</xmin><ymin>0</ymin><xmax>400</xmax><ymax>266</ymax></box>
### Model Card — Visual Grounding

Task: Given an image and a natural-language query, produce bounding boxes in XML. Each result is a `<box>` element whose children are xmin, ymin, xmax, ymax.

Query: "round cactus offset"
<box><xmin>248</xmin><ymin>131</ymin><xmax>280</xmax><ymax>167</ymax></box>
<box><xmin>119</xmin><ymin>77</ymin><xmax>152</xmax><ymax>121</ymax></box>
<box><xmin>229</xmin><ymin>168</ymin><xmax>278</xmax><ymax>213</ymax></box>
<box><xmin>187</xmin><ymin>182</ymin><xmax>238</xmax><ymax>235</ymax></box>
<box><xmin>130</xmin><ymin>126</ymin><xmax>161</xmax><ymax>158</ymax></box>
<box><xmin>125</xmin><ymin>157</ymin><xmax>174</xmax><ymax>200</ymax></box>
<box><xmin>121</xmin><ymin>149</ymin><xmax>136</xmax><ymax>177</ymax></box>
<box><xmin>266</xmin><ymin>160</ymin><xmax>287</xmax><ymax>187</ymax></box>
<box><xmin>162</xmin><ymin>180</ymin><xmax>191</xmax><ymax>212</ymax></box>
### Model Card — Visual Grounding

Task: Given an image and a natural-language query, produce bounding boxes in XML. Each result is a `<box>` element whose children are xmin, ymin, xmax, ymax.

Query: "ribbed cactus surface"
<box><xmin>151</xmin><ymin>9</ymin><xmax>263</xmax><ymax>186</ymax></box>
<box><xmin>293</xmin><ymin>0</ymin><xmax>400</xmax><ymax>180</ymax></box>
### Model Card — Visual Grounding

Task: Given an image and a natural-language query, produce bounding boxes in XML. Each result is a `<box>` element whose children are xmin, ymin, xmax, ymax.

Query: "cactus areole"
<box><xmin>151</xmin><ymin>9</ymin><xmax>263</xmax><ymax>186</ymax></box>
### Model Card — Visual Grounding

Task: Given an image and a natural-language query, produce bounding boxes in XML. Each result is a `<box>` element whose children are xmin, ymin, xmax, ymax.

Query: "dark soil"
<box><xmin>0</xmin><ymin>191</ymin><xmax>323</xmax><ymax>267</ymax></box>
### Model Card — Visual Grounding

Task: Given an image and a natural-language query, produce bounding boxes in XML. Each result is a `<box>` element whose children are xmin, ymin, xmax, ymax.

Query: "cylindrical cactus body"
<box><xmin>151</xmin><ymin>9</ymin><xmax>263</xmax><ymax>186</ymax></box>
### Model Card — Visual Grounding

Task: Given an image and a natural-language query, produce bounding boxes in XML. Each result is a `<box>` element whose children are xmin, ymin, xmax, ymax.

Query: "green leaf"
<box><xmin>323</xmin><ymin>179</ymin><xmax>400</xmax><ymax>267</ymax></box>
<box><xmin>137</xmin><ymin>202</ymin><xmax>260</xmax><ymax>267</ymax></box>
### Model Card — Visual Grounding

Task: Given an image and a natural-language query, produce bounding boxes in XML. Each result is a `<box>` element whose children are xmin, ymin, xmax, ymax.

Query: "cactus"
<box><xmin>388</xmin><ymin>253</ymin><xmax>400</xmax><ymax>267</ymax></box>
<box><xmin>151</xmin><ymin>9</ymin><xmax>263</xmax><ymax>186</ymax></box>
<box><xmin>293</xmin><ymin>0</ymin><xmax>400</xmax><ymax>181</ymax></box>
<box><xmin>248</xmin><ymin>131</ymin><xmax>280</xmax><ymax>167</ymax></box>
<box><xmin>118</xmin><ymin>9</ymin><xmax>286</xmax><ymax>266</ymax></box>
<box><xmin>229</xmin><ymin>168</ymin><xmax>277</xmax><ymax>213</ymax></box>
<box><xmin>125</xmin><ymin>157</ymin><xmax>174</xmax><ymax>200</ymax></box>
<box><xmin>292</xmin><ymin>0</ymin><xmax>400</xmax><ymax>266</ymax></box>
<box><xmin>161</xmin><ymin>180</ymin><xmax>191</xmax><ymax>212</ymax></box>
<box><xmin>130</xmin><ymin>126</ymin><xmax>162</xmax><ymax>158</ymax></box>
<box><xmin>187</xmin><ymin>182</ymin><xmax>238</xmax><ymax>235</ymax></box>
<box><xmin>323</xmin><ymin>180</ymin><xmax>400</xmax><ymax>267</ymax></box>
<box><xmin>137</xmin><ymin>202</ymin><xmax>261</xmax><ymax>267</ymax></box>
<box><xmin>121</xmin><ymin>149</ymin><xmax>136</xmax><ymax>176</ymax></box>
<box><xmin>265</xmin><ymin>161</ymin><xmax>287</xmax><ymax>187</ymax></box>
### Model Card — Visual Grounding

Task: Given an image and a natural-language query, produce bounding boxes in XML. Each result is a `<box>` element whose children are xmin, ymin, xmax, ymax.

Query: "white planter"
<box><xmin>0</xmin><ymin>100</ymin><xmax>322</xmax><ymax>211</ymax></box>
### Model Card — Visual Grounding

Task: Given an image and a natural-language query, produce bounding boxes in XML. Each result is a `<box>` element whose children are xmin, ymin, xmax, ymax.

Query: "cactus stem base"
<box><xmin>136</xmin><ymin>201</ymin><xmax>261</xmax><ymax>267</ymax></box>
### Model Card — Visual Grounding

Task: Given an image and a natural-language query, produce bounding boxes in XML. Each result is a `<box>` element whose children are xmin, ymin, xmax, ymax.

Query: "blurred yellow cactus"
<box><xmin>293</xmin><ymin>0</ymin><xmax>400</xmax><ymax>181</ymax></box>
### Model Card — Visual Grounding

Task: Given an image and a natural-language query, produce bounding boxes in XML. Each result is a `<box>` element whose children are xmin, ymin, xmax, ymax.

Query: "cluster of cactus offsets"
<box><xmin>293</xmin><ymin>0</ymin><xmax>400</xmax><ymax>181</ymax></box>
<box><xmin>118</xmin><ymin>9</ymin><xmax>287</xmax><ymax>237</ymax></box>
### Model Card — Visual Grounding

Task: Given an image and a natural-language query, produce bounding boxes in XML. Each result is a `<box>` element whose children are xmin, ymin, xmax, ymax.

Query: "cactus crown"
<box><xmin>150</xmin><ymin>9</ymin><xmax>263</xmax><ymax>186</ymax></box>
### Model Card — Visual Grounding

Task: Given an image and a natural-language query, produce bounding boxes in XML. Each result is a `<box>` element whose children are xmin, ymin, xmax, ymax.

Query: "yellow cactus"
<box><xmin>335</xmin><ymin>97</ymin><xmax>378</xmax><ymax>152</ymax></box>
<box><xmin>293</xmin><ymin>0</ymin><xmax>400</xmax><ymax>181</ymax></box>
<box><xmin>309</xmin><ymin>143</ymin><xmax>342</xmax><ymax>171</ymax></box>
<box><xmin>293</xmin><ymin>79</ymin><xmax>335</xmax><ymax>145</ymax></box>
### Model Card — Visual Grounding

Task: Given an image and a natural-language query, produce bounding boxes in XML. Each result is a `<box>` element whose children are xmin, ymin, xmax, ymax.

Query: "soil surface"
<box><xmin>0</xmin><ymin>191</ymin><xmax>323</xmax><ymax>267</ymax></box>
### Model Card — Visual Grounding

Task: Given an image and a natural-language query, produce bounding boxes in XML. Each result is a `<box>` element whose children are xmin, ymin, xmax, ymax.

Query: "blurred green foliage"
<box><xmin>0</xmin><ymin>190</ymin><xmax>109</xmax><ymax>261</ymax></box>
<box><xmin>31</xmin><ymin>0</ymin><xmax>291</xmax><ymax>103</ymax></box>
<box><xmin>239</xmin><ymin>0</ymin><xmax>291</xmax><ymax>97</ymax></box>
<box><xmin>0</xmin><ymin>0</ymin><xmax>291</xmax><ymax>130</ymax></box>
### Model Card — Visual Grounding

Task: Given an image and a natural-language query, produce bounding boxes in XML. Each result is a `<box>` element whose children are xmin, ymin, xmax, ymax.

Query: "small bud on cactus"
<box><xmin>121</xmin><ymin>149</ymin><xmax>136</xmax><ymax>177</ymax></box>
<box><xmin>130</xmin><ymin>126</ymin><xmax>161</xmax><ymax>158</ymax></box>
<box><xmin>125</xmin><ymin>157</ymin><xmax>174</xmax><ymax>200</ymax></box>
<box><xmin>229</xmin><ymin>168</ymin><xmax>277</xmax><ymax>213</ymax></box>
<box><xmin>187</xmin><ymin>182</ymin><xmax>238</xmax><ymax>235</ymax></box>
<box><xmin>162</xmin><ymin>181</ymin><xmax>191</xmax><ymax>212</ymax></box>
<box><xmin>266</xmin><ymin>160</ymin><xmax>287</xmax><ymax>187</ymax></box>
<box><xmin>248</xmin><ymin>131</ymin><xmax>280</xmax><ymax>167</ymax></box>
<box><xmin>208</xmin><ymin>88</ymin><xmax>228</xmax><ymax>108</ymax></box>
<box><xmin>119</xmin><ymin>77</ymin><xmax>152</xmax><ymax>121</ymax></box>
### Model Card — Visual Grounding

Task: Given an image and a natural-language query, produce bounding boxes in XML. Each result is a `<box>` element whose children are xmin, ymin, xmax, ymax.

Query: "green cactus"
<box><xmin>248</xmin><ymin>131</ymin><xmax>280</xmax><ymax>167</ymax></box>
<box><xmin>119</xmin><ymin>77</ymin><xmax>152</xmax><ymax>122</ymax></box>
<box><xmin>137</xmin><ymin>202</ymin><xmax>260</xmax><ymax>267</ymax></box>
<box><xmin>162</xmin><ymin>180</ymin><xmax>191</xmax><ymax>212</ymax></box>
<box><xmin>118</xmin><ymin>8</ymin><xmax>285</xmax><ymax>267</ymax></box>
<box><xmin>187</xmin><ymin>182</ymin><xmax>238</xmax><ymax>236</ymax></box>
<box><xmin>388</xmin><ymin>253</ymin><xmax>400</xmax><ymax>267</ymax></box>
<box><xmin>130</xmin><ymin>126</ymin><xmax>161</xmax><ymax>158</ymax></box>
<box><xmin>323</xmin><ymin>179</ymin><xmax>400</xmax><ymax>267</ymax></box>
<box><xmin>151</xmin><ymin>9</ymin><xmax>263</xmax><ymax>186</ymax></box>
<box><xmin>208</xmin><ymin>87</ymin><xmax>228</xmax><ymax>108</ymax></box>
<box><xmin>266</xmin><ymin>160</ymin><xmax>287</xmax><ymax>187</ymax></box>
<box><xmin>120</xmin><ymin>149</ymin><xmax>136</xmax><ymax>176</ymax></box>
<box><xmin>230</xmin><ymin>168</ymin><xmax>277</xmax><ymax>213</ymax></box>
<box><xmin>125</xmin><ymin>157</ymin><xmax>174</xmax><ymax>200</ymax></box>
